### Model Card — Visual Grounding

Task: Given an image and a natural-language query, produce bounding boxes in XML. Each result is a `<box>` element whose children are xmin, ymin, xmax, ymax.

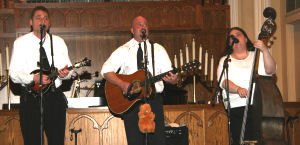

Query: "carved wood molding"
<box><xmin>0</xmin><ymin>16</ymin><xmax>8</xmax><ymax>33</ymax></box>
<box><xmin>207</xmin><ymin>110</ymin><xmax>227</xmax><ymax>128</ymax></box>
<box><xmin>174</xmin><ymin>111</ymin><xmax>203</xmax><ymax>128</ymax></box>
<box><xmin>0</xmin><ymin>9</ymin><xmax>15</xmax><ymax>34</ymax></box>
<box><xmin>14</xmin><ymin>2</ymin><xmax>229</xmax><ymax>33</ymax></box>
<box><xmin>0</xmin><ymin>116</ymin><xmax>19</xmax><ymax>133</ymax></box>
<box><xmin>165</xmin><ymin>111</ymin><xmax>204</xmax><ymax>145</ymax></box>
<box><xmin>68</xmin><ymin>114</ymin><xmax>115</xmax><ymax>145</ymax></box>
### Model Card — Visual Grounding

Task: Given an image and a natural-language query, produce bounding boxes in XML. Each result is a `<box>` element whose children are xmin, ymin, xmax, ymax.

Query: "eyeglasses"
<box><xmin>34</xmin><ymin>16</ymin><xmax>49</xmax><ymax>22</ymax></box>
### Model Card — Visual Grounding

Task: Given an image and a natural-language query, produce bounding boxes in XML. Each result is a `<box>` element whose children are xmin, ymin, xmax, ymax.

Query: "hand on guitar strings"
<box><xmin>162</xmin><ymin>72</ymin><xmax>177</xmax><ymax>85</ymax></box>
<box><xmin>121</xmin><ymin>81</ymin><xmax>142</xmax><ymax>100</ymax></box>
<box><xmin>58</xmin><ymin>65</ymin><xmax>70</xmax><ymax>78</ymax></box>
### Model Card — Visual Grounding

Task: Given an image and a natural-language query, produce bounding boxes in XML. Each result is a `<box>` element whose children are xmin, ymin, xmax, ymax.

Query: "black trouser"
<box><xmin>19</xmin><ymin>88</ymin><xmax>67</xmax><ymax>145</ymax></box>
<box><xmin>229</xmin><ymin>106</ymin><xmax>256</xmax><ymax>145</ymax></box>
<box><xmin>123</xmin><ymin>93</ymin><xmax>166</xmax><ymax>145</ymax></box>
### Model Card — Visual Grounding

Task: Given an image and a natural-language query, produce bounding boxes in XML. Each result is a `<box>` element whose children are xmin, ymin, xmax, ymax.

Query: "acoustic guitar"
<box><xmin>105</xmin><ymin>61</ymin><xmax>200</xmax><ymax>115</ymax></box>
<box><xmin>26</xmin><ymin>57</ymin><xmax>91</xmax><ymax>96</ymax></box>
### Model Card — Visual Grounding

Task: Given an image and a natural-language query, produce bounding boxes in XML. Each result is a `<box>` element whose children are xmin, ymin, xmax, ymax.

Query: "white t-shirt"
<box><xmin>217</xmin><ymin>51</ymin><xmax>273</xmax><ymax>108</ymax></box>
<box><xmin>101</xmin><ymin>38</ymin><xmax>172</xmax><ymax>93</ymax></box>
<box><xmin>9</xmin><ymin>32</ymin><xmax>72</xmax><ymax>88</ymax></box>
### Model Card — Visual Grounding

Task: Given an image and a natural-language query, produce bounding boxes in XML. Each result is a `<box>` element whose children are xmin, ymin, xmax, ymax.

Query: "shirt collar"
<box><xmin>128</xmin><ymin>38</ymin><xmax>149</xmax><ymax>49</ymax></box>
<box><xmin>31</xmin><ymin>32</ymin><xmax>49</xmax><ymax>42</ymax></box>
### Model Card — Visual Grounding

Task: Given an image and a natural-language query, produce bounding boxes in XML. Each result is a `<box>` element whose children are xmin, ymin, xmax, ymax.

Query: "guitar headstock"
<box><xmin>181</xmin><ymin>60</ymin><xmax>201</xmax><ymax>73</ymax></box>
<box><xmin>74</xmin><ymin>57</ymin><xmax>91</xmax><ymax>68</ymax></box>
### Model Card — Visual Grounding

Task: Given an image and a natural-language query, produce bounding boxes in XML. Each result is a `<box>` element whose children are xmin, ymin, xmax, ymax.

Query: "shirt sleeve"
<box><xmin>154</xmin><ymin>43</ymin><xmax>172</xmax><ymax>75</ymax></box>
<box><xmin>55</xmin><ymin>36</ymin><xmax>73</xmax><ymax>80</ymax></box>
<box><xmin>257</xmin><ymin>51</ymin><xmax>275</xmax><ymax>76</ymax></box>
<box><xmin>9</xmin><ymin>38</ymin><xmax>35</xmax><ymax>85</ymax></box>
<box><xmin>101</xmin><ymin>47</ymin><xmax>126</xmax><ymax>77</ymax></box>
<box><xmin>152</xmin><ymin>43</ymin><xmax>172</xmax><ymax>92</ymax></box>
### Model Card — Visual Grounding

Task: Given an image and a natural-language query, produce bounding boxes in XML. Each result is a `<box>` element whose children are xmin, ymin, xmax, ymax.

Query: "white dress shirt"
<box><xmin>9</xmin><ymin>32</ymin><xmax>72</xmax><ymax>88</ymax></box>
<box><xmin>101</xmin><ymin>38</ymin><xmax>172</xmax><ymax>93</ymax></box>
<box><xmin>217</xmin><ymin>51</ymin><xmax>273</xmax><ymax>108</ymax></box>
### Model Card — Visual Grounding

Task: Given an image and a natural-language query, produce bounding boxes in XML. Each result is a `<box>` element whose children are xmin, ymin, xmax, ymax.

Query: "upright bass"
<box><xmin>239</xmin><ymin>7</ymin><xmax>286</xmax><ymax>145</ymax></box>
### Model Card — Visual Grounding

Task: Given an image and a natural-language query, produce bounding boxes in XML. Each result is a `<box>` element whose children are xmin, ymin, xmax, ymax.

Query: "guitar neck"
<box><xmin>141</xmin><ymin>67</ymin><xmax>181</xmax><ymax>86</ymax></box>
<box><xmin>240</xmin><ymin>48</ymin><xmax>259</xmax><ymax>144</ymax></box>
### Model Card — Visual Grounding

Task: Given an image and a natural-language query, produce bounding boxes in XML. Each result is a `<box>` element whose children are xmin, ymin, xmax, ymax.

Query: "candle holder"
<box><xmin>204</xmin><ymin>75</ymin><xmax>208</xmax><ymax>82</ymax></box>
<box><xmin>210</xmin><ymin>80</ymin><xmax>214</xmax><ymax>88</ymax></box>
<box><xmin>0</xmin><ymin>75</ymin><xmax>7</xmax><ymax>91</ymax></box>
<box><xmin>177</xmin><ymin>60</ymin><xmax>218</xmax><ymax>104</ymax></box>
<box><xmin>6</xmin><ymin>69</ymin><xmax>11</xmax><ymax>110</ymax></box>
<box><xmin>0</xmin><ymin>75</ymin><xmax>4</xmax><ymax>82</ymax></box>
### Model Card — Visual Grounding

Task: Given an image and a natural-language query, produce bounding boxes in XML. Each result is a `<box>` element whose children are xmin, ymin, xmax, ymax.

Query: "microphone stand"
<box><xmin>39</xmin><ymin>25</ymin><xmax>45</xmax><ymax>145</ymax></box>
<box><xmin>211</xmin><ymin>58</ymin><xmax>227</xmax><ymax>105</ymax></box>
<box><xmin>211</xmin><ymin>48</ymin><xmax>233</xmax><ymax>105</ymax></box>
<box><xmin>143</xmin><ymin>40</ymin><xmax>148</xmax><ymax>100</ymax></box>
<box><xmin>224</xmin><ymin>53</ymin><xmax>231</xmax><ymax>145</ymax></box>
<box><xmin>142</xmin><ymin>34</ymin><xmax>149</xmax><ymax>145</ymax></box>
<box><xmin>224</xmin><ymin>41</ymin><xmax>235</xmax><ymax>145</ymax></box>
<box><xmin>212</xmin><ymin>42</ymin><xmax>233</xmax><ymax>145</ymax></box>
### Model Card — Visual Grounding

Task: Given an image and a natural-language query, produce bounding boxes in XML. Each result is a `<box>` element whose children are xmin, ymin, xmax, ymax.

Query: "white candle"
<box><xmin>192</xmin><ymin>38</ymin><xmax>195</xmax><ymax>60</ymax></box>
<box><xmin>174</xmin><ymin>55</ymin><xmax>178</xmax><ymax>68</ymax></box>
<box><xmin>205</xmin><ymin>50</ymin><xmax>208</xmax><ymax>75</ymax></box>
<box><xmin>180</xmin><ymin>49</ymin><xmax>183</xmax><ymax>66</ymax></box>
<box><xmin>210</xmin><ymin>55</ymin><xmax>214</xmax><ymax>81</ymax></box>
<box><xmin>199</xmin><ymin>45</ymin><xmax>202</xmax><ymax>70</ymax></box>
<box><xmin>185</xmin><ymin>44</ymin><xmax>189</xmax><ymax>63</ymax></box>
<box><xmin>0</xmin><ymin>50</ymin><xmax>2</xmax><ymax>77</ymax></box>
<box><xmin>6</xmin><ymin>44</ymin><xmax>9</xmax><ymax>70</ymax></box>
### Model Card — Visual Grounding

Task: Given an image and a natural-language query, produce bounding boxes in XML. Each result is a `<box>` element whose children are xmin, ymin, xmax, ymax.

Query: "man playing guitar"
<box><xmin>9</xmin><ymin>6</ymin><xmax>72</xmax><ymax>145</ymax></box>
<box><xmin>101</xmin><ymin>16</ymin><xmax>177</xmax><ymax>145</ymax></box>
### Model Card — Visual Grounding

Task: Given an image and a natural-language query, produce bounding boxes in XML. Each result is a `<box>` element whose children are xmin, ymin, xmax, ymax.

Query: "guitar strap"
<box><xmin>49</xmin><ymin>34</ymin><xmax>56</xmax><ymax>91</ymax></box>
<box><xmin>150</xmin><ymin>41</ymin><xmax>155</xmax><ymax>76</ymax></box>
<box><xmin>50</xmin><ymin>34</ymin><xmax>55</xmax><ymax>68</ymax></box>
<box><xmin>150</xmin><ymin>41</ymin><xmax>156</xmax><ymax>97</ymax></box>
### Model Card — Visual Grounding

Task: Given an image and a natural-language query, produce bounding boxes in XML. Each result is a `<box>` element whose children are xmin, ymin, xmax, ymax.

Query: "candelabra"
<box><xmin>177</xmin><ymin>60</ymin><xmax>214</xmax><ymax>104</ymax></box>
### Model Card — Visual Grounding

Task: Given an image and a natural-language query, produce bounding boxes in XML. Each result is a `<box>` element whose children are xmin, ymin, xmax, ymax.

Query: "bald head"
<box><xmin>131</xmin><ymin>16</ymin><xmax>149</xmax><ymax>42</ymax></box>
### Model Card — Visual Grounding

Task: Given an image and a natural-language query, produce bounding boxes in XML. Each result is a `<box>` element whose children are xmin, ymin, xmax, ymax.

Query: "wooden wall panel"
<box><xmin>13</xmin><ymin>2</ymin><xmax>206</xmax><ymax>31</ymax></box>
<box><xmin>284</xmin><ymin>103</ymin><xmax>300</xmax><ymax>145</ymax></box>
<box><xmin>164</xmin><ymin>105</ymin><xmax>228</xmax><ymax>145</ymax></box>
<box><xmin>1</xmin><ymin>103</ymin><xmax>299</xmax><ymax>145</ymax></box>
<box><xmin>0</xmin><ymin>111</ymin><xmax>23</xmax><ymax>145</ymax></box>
<box><xmin>65</xmin><ymin>111</ymin><xmax>127</xmax><ymax>145</ymax></box>
<box><xmin>0</xmin><ymin>104</ymin><xmax>229</xmax><ymax>145</ymax></box>
<box><xmin>2</xmin><ymin>1</ymin><xmax>230</xmax><ymax>102</ymax></box>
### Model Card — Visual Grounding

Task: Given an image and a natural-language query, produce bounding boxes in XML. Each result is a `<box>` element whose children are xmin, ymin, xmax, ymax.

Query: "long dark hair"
<box><xmin>223</xmin><ymin>27</ymin><xmax>254</xmax><ymax>56</ymax></box>
<box><xmin>30</xmin><ymin>6</ymin><xmax>50</xmax><ymax>32</ymax></box>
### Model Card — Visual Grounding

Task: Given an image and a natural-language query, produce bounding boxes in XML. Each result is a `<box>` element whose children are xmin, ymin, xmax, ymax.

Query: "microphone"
<box><xmin>40</xmin><ymin>24</ymin><xmax>46</xmax><ymax>30</ymax></box>
<box><xmin>230</xmin><ymin>35</ymin><xmax>239</xmax><ymax>43</ymax></box>
<box><xmin>141</xmin><ymin>29</ymin><xmax>146</xmax><ymax>40</ymax></box>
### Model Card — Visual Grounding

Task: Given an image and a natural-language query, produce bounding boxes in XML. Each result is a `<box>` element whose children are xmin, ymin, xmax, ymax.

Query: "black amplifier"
<box><xmin>165</xmin><ymin>126</ymin><xmax>189</xmax><ymax>145</ymax></box>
